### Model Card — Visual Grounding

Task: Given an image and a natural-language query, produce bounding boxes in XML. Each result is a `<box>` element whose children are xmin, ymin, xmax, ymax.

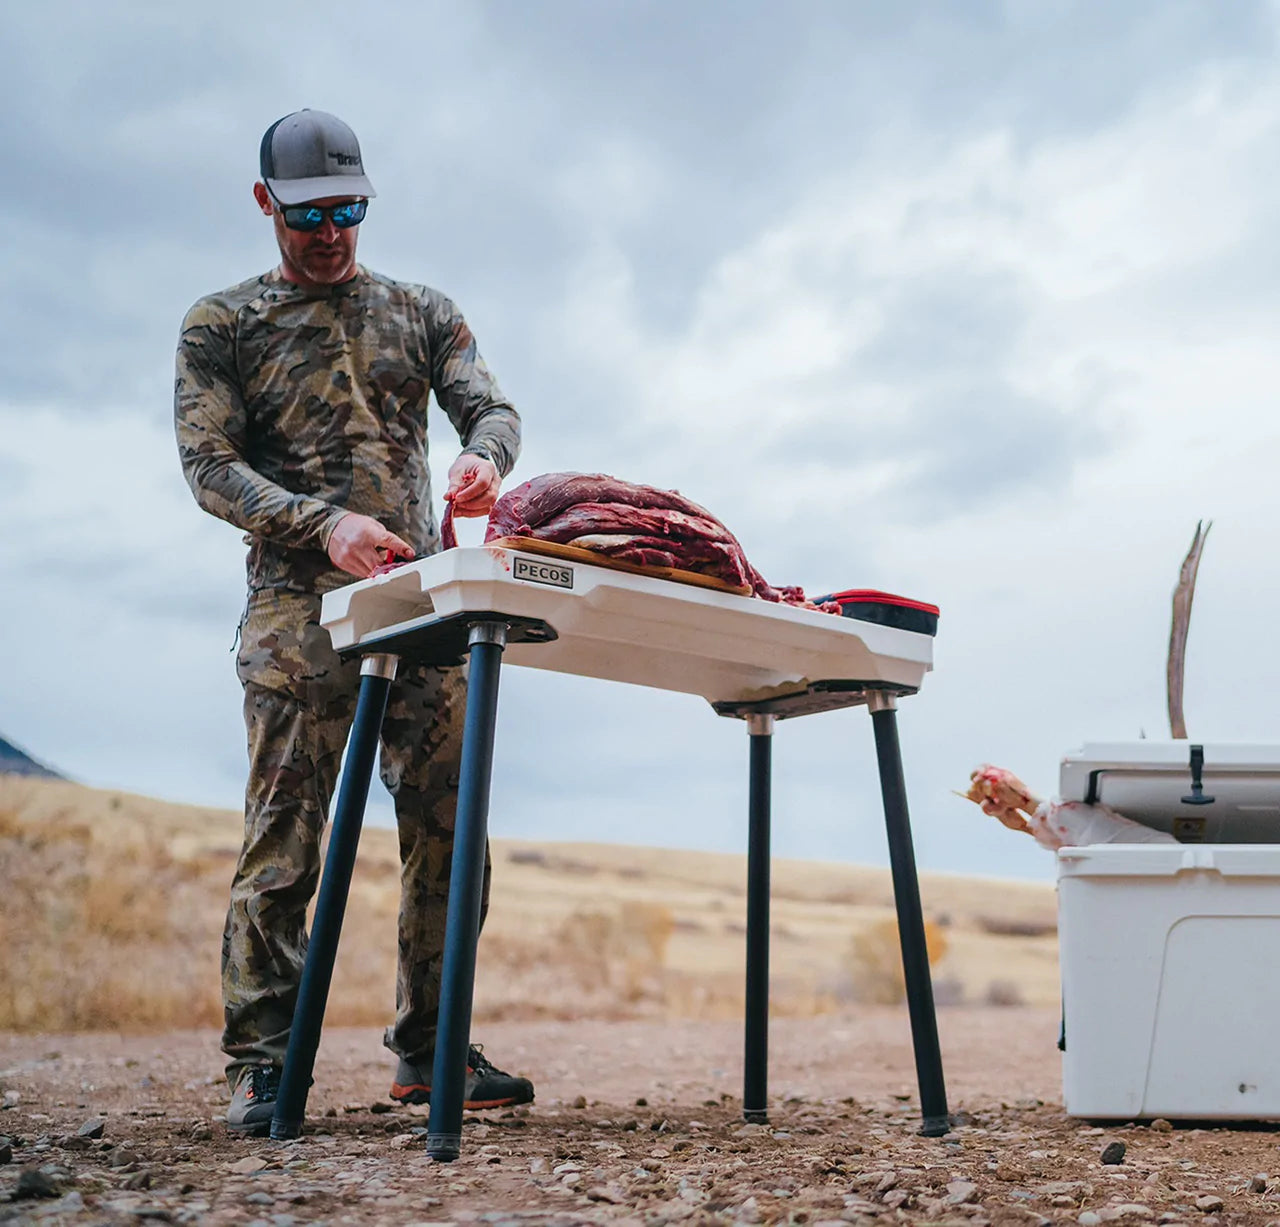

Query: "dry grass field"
<box><xmin>0</xmin><ymin>775</ymin><xmax>1059</xmax><ymax>1036</ymax></box>
<box><xmin>13</xmin><ymin>778</ymin><xmax>1280</xmax><ymax>1226</ymax></box>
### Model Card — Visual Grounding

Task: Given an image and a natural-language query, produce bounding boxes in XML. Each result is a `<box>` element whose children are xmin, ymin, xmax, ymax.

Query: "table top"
<box><xmin>320</xmin><ymin>545</ymin><xmax>934</xmax><ymax>713</ymax></box>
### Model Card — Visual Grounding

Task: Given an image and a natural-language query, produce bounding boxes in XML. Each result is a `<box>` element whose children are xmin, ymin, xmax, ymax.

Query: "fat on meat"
<box><xmin>486</xmin><ymin>473</ymin><xmax>716</xmax><ymax>537</ymax></box>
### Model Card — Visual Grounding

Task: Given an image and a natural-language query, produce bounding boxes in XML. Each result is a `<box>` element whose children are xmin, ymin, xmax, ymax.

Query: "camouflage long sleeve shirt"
<box><xmin>175</xmin><ymin>266</ymin><xmax>521</xmax><ymax>594</ymax></box>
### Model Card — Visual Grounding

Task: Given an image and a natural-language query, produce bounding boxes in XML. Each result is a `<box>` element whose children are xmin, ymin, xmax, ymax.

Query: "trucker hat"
<box><xmin>259</xmin><ymin>109</ymin><xmax>377</xmax><ymax>205</ymax></box>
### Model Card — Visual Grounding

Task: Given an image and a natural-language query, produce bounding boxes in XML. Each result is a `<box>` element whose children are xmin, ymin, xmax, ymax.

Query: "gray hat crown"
<box><xmin>259</xmin><ymin>109</ymin><xmax>377</xmax><ymax>205</ymax></box>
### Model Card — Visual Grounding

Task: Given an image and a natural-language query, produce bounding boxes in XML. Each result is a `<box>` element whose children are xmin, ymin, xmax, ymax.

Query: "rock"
<box><xmin>370</xmin><ymin>1101</ymin><xmax>391</xmax><ymax>1114</ymax></box>
<box><xmin>109</xmin><ymin>1147</ymin><xmax>141</xmax><ymax>1167</ymax></box>
<box><xmin>737</xmin><ymin>1197</ymin><xmax>762</xmax><ymax>1224</ymax></box>
<box><xmin>875</xmin><ymin>1173</ymin><xmax>898</xmax><ymax>1194</ymax></box>
<box><xmin>0</xmin><ymin>1141</ymin><xmax>10</xmax><ymax>1164</ymax></box>
<box><xmin>1112</xmin><ymin>1205</ymin><xmax>1154</xmax><ymax>1219</ymax></box>
<box><xmin>1194</xmin><ymin>1195</ymin><xmax>1223</xmax><ymax>1213</ymax></box>
<box><xmin>528</xmin><ymin>1157</ymin><xmax>547</xmax><ymax>1173</ymax></box>
<box><xmin>635</xmin><ymin>1097</ymin><xmax>648</xmax><ymax>1106</ymax></box>
<box><xmin>1149</xmin><ymin>1119</ymin><xmax>1173</xmax><ymax>1133</ymax></box>
<box><xmin>1250</xmin><ymin>1175</ymin><xmax>1269</xmax><ymax>1194</ymax></box>
<box><xmin>77</xmin><ymin>1118</ymin><xmax>107</xmax><ymax>1139</ymax></box>
<box><xmin>124</xmin><ymin>1170</ymin><xmax>153</xmax><ymax>1190</ymax></box>
<box><xmin>572</xmin><ymin>1095</ymin><xmax>587</xmax><ymax>1109</ymax></box>
<box><xmin>60</xmin><ymin>1135</ymin><xmax>92</xmax><ymax>1151</ymax></box>
<box><xmin>946</xmin><ymin>1180</ymin><xmax>978</xmax><ymax>1205</ymax></box>
<box><xmin>389</xmin><ymin>1133</ymin><xmax>418</xmax><ymax>1150</ymax></box>
<box><xmin>586</xmin><ymin>1185</ymin><xmax>625</xmax><ymax>1204</ymax></box>
<box><xmin>246</xmin><ymin>1191</ymin><xmax>275</xmax><ymax>1205</ymax></box>
<box><xmin>1101</xmin><ymin>1142</ymin><xmax>1127</xmax><ymax>1165</ymax></box>
<box><xmin>230</xmin><ymin>1155</ymin><xmax>270</xmax><ymax>1175</ymax></box>
<box><xmin>190</xmin><ymin>1124</ymin><xmax>213</xmax><ymax>1142</ymax></box>
<box><xmin>134</xmin><ymin>1209</ymin><xmax>173</xmax><ymax>1222</ymax></box>
<box><xmin>1079</xmin><ymin>1214</ymin><xmax>1103</xmax><ymax>1226</ymax></box>
<box><xmin>882</xmin><ymin>1189</ymin><xmax>910</xmax><ymax>1210</ymax></box>
<box><xmin>341</xmin><ymin>1102</ymin><xmax>365</xmax><ymax>1113</ymax></box>
<box><xmin>14</xmin><ymin>1167</ymin><xmax>61</xmax><ymax>1199</ymax></box>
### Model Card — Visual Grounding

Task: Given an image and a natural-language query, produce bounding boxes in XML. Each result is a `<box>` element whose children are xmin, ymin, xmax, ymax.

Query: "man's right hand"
<box><xmin>326</xmin><ymin>513</ymin><xmax>415</xmax><ymax>578</ymax></box>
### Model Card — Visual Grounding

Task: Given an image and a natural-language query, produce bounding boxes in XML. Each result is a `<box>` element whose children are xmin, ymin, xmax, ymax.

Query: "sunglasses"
<box><xmin>275</xmin><ymin>198</ymin><xmax>368</xmax><ymax>232</ymax></box>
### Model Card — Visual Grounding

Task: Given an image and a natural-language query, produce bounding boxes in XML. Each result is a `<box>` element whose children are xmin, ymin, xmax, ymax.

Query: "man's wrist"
<box><xmin>320</xmin><ymin>508</ymin><xmax>352</xmax><ymax>551</ymax></box>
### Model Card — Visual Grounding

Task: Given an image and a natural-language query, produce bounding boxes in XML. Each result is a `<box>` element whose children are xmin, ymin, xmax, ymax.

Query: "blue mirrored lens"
<box><xmin>331</xmin><ymin>201</ymin><xmax>367</xmax><ymax>228</ymax></box>
<box><xmin>282</xmin><ymin>206</ymin><xmax>324</xmax><ymax>230</ymax></box>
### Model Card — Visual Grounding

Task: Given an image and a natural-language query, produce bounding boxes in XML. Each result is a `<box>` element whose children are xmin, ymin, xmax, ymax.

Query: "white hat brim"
<box><xmin>266</xmin><ymin>174</ymin><xmax>376</xmax><ymax>206</ymax></box>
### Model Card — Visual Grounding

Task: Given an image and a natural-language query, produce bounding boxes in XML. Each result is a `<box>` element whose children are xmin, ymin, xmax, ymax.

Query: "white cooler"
<box><xmin>1056</xmin><ymin>743</ymin><xmax>1280</xmax><ymax>1120</ymax></box>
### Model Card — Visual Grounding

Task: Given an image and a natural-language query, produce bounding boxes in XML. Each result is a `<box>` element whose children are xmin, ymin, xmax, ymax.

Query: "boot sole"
<box><xmin>389</xmin><ymin>1082</ymin><xmax>532</xmax><ymax>1110</ymax></box>
<box><xmin>226</xmin><ymin>1116</ymin><xmax>274</xmax><ymax>1138</ymax></box>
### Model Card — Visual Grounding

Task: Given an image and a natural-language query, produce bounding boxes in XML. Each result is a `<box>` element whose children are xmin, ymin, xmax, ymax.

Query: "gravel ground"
<box><xmin>3</xmin><ymin>1008</ymin><xmax>1279</xmax><ymax>1226</ymax></box>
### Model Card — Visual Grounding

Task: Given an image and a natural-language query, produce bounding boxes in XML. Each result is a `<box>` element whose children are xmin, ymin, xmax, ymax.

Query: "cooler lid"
<box><xmin>1060</xmin><ymin>742</ymin><xmax>1280</xmax><ymax>844</ymax></box>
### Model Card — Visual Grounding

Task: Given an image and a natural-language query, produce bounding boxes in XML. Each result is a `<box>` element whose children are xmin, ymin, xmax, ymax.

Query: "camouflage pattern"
<box><xmin>223</xmin><ymin>590</ymin><xmax>491</xmax><ymax>1077</ymax></box>
<box><xmin>174</xmin><ymin>266</ymin><xmax>517</xmax><ymax>1078</ymax></box>
<box><xmin>174</xmin><ymin>266</ymin><xmax>521</xmax><ymax>594</ymax></box>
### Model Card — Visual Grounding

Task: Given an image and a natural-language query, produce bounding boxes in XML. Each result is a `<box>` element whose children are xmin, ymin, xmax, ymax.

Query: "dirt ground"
<box><xmin>4</xmin><ymin>1008</ymin><xmax>1280</xmax><ymax>1226</ymax></box>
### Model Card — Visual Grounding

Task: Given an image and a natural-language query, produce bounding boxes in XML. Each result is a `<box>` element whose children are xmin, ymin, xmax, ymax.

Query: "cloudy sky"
<box><xmin>3</xmin><ymin>1</ymin><xmax>1280</xmax><ymax>883</ymax></box>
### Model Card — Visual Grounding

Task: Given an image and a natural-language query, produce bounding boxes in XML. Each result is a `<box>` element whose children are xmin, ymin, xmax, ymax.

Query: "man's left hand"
<box><xmin>446</xmin><ymin>453</ymin><xmax>501</xmax><ymax>517</ymax></box>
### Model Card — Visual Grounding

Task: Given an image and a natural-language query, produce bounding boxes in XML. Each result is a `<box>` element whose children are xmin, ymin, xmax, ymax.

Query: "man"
<box><xmin>175</xmin><ymin>109</ymin><xmax>534</xmax><ymax>1136</ymax></box>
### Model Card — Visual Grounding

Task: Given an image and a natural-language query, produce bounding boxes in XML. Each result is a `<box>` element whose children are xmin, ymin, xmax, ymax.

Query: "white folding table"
<box><xmin>268</xmin><ymin>544</ymin><xmax>950</xmax><ymax>1157</ymax></box>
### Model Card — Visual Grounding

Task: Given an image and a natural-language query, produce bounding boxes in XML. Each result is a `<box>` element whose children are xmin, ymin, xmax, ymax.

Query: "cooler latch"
<box><xmin>1181</xmin><ymin>744</ymin><xmax>1216</xmax><ymax>807</ymax></box>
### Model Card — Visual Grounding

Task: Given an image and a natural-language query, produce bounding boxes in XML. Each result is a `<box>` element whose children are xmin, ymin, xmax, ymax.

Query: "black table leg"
<box><xmin>271</xmin><ymin>653</ymin><xmax>399</xmax><ymax>1140</ymax></box>
<box><xmin>867</xmin><ymin>691</ymin><xmax>950</xmax><ymax>1137</ymax></box>
<box><xmin>427</xmin><ymin>622</ymin><xmax>508</xmax><ymax>1162</ymax></box>
<box><xmin>743</xmin><ymin>713</ymin><xmax>773</xmax><ymax>1123</ymax></box>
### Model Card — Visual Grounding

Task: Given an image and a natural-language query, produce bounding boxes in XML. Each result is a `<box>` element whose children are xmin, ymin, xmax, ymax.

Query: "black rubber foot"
<box><xmin>919</xmin><ymin>1114</ymin><xmax>951</xmax><ymax>1137</ymax></box>
<box><xmin>269</xmin><ymin>1119</ymin><xmax>301</xmax><ymax>1141</ymax></box>
<box><xmin>427</xmin><ymin>1134</ymin><xmax>461</xmax><ymax>1162</ymax></box>
<box><xmin>743</xmin><ymin>1108</ymin><xmax>769</xmax><ymax>1124</ymax></box>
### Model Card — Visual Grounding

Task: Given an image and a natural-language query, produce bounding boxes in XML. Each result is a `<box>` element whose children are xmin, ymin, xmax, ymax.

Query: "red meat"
<box><xmin>484</xmin><ymin>472</ymin><xmax>836</xmax><ymax>611</ymax></box>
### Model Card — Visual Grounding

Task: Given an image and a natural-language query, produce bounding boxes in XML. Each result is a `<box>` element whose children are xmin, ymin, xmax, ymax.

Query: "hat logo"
<box><xmin>327</xmin><ymin>151</ymin><xmax>360</xmax><ymax>167</ymax></box>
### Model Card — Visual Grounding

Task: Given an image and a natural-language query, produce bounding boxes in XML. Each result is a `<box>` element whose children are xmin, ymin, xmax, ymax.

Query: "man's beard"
<box><xmin>294</xmin><ymin>246</ymin><xmax>354</xmax><ymax>284</ymax></box>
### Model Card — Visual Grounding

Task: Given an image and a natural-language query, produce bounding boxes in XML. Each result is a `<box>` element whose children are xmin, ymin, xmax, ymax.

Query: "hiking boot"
<box><xmin>227</xmin><ymin>1064</ymin><xmax>280</xmax><ymax>1137</ymax></box>
<box><xmin>390</xmin><ymin>1044</ymin><xmax>534</xmax><ymax>1110</ymax></box>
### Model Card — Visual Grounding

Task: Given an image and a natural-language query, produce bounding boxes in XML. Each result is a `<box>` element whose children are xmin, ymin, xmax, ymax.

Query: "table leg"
<box><xmin>427</xmin><ymin>622</ymin><xmax>509</xmax><ymax>1162</ymax></box>
<box><xmin>867</xmin><ymin>691</ymin><xmax>951</xmax><ymax>1138</ymax></box>
<box><xmin>271</xmin><ymin>653</ymin><xmax>399</xmax><ymax>1140</ymax></box>
<box><xmin>743</xmin><ymin>713</ymin><xmax>773</xmax><ymax>1123</ymax></box>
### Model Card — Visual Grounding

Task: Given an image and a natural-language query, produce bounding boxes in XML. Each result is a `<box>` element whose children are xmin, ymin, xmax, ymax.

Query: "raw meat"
<box><xmin>483</xmin><ymin>472</ymin><xmax>835</xmax><ymax>610</ymax></box>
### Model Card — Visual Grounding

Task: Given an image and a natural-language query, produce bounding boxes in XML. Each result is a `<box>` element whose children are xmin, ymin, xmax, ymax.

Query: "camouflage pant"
<box><xmin>222</xmin><ymin>588</ymin><xmax>489</xmax><ymax>1080</ymax></box>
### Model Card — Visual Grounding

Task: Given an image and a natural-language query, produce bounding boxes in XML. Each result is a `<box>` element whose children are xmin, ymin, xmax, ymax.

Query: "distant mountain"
<box><xmin>0</xmin><ymin>735</ymin><xmax>64</xmax><ymax>779</ymax></box>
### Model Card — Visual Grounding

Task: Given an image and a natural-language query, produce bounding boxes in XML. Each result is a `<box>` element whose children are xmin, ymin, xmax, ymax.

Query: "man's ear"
<box><xmin>252</xmin><ymin>182</ymin><xmax>273</xmax><ymax>217</ymax></box>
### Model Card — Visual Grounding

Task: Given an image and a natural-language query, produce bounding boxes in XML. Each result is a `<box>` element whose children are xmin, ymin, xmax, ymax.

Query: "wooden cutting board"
<box><xmin>488</xmin><ymin>535</ymin><xmax>752</xmax><ymax>596</ymax></box>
